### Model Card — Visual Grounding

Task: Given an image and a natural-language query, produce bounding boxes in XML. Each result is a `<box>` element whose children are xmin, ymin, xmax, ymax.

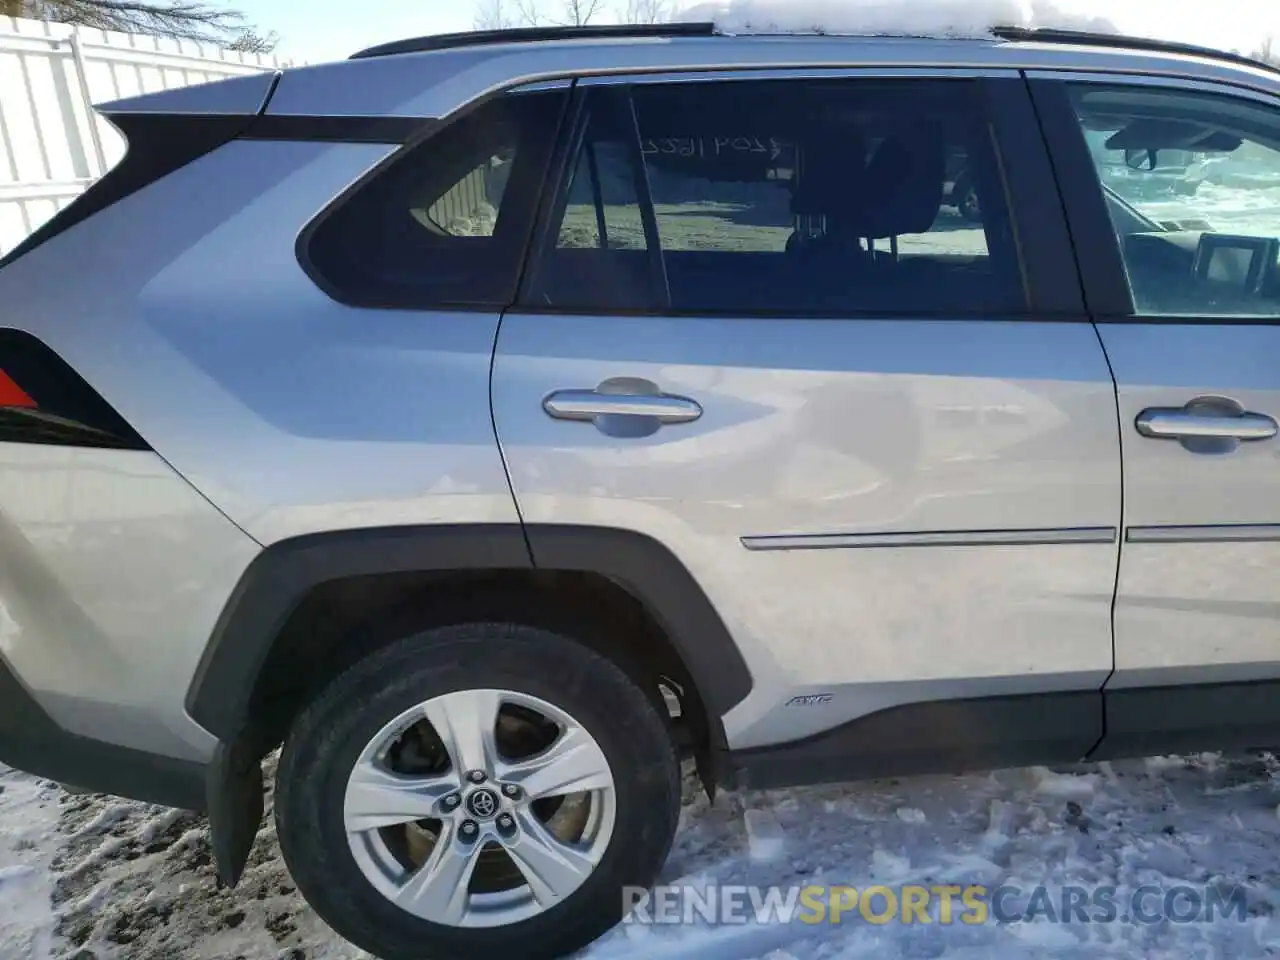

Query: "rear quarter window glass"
<box><xmin>305</xmin><ymin>89</ymin><xmax>568</xmax><ymax>309</ymax></box>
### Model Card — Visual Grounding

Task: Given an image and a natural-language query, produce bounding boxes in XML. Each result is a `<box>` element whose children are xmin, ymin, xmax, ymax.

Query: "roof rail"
<box><xmin>992</xmin><ymin>26</ymin><xmax>1280</xmax><ymax>77</ymax></box>
<box><xmin>350</xmin><ymin>22</ymin><xmax>719</xmax><ymax>60</ymax></box>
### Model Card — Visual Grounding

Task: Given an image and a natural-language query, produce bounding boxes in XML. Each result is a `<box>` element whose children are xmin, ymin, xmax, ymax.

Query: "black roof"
<box><xmin>350</xmin><ymin>22</ymin><xmax>718</xmax><ymax>60</ymax></box>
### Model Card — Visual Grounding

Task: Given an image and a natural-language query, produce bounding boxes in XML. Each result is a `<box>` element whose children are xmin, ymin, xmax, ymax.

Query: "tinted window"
<box><xmin>531</xmin><ymin>79</ymin><xmax>1023</xmax><ymax>316</ymax></box>
<box><xmin>558</xmin><ymin>143</ymin><xmax>649</xmax><ymax>251</ymax></box>
<box><xmin>537</xmin><ymin>86</ymin><xmax>659</xmax><ymax>311</ymax></box>
<box><xmin>1068</xmin><ymin>84</ymin><xmax>1280</xmax><ymax>318</ymax></box>
<box><xmin>306</xmin><ymin>89</ymin><xmax>567</xmax><ymax>309</ymax></box>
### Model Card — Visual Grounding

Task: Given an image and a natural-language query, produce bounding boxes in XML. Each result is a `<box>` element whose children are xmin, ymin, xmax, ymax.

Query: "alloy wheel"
<box><xmin>342</xmin><ymin>688</ymin><xmax>617</xmax><ymax>928</ymax></box>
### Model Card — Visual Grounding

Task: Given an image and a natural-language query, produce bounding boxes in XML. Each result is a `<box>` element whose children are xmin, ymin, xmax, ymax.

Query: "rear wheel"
<box><xmin>275</xmin><ymin>623</ymin><xmax>681</xmax><ymax>960</ymax></box>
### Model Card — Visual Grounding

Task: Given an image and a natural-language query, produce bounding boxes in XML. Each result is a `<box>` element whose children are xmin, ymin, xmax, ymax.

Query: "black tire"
<box><xmin>275</xmin><ymin>623</ymin><xmax>681</xmax><ymax>960</ymax></box>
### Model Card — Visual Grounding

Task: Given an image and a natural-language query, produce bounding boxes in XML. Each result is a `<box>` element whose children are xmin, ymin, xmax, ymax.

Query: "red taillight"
<box><xmin>0</xmin><ymin>369</ymin><xmax>36</xmax><ymax>408</ymax></box>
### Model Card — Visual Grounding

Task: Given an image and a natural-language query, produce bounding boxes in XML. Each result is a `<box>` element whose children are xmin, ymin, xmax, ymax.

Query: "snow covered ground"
<box><xmin>1140</xmin><ymin>182</ymin><xmax>1280</xmax><ymax>237</ymax></box>
<box><xmin>5</xmin><ymin>752</ymin><xmax>1280</xmax><ymax>959</ymax></box>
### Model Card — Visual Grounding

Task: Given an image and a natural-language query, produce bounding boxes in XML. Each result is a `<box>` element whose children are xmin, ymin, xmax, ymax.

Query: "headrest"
<box><xmin>791</xmin><ymin>128</ymin><xmax>867</xmax><ymax>217</ymax></box>
<box><xmin>790</xmin><ymin>126</ymin><xmax>946</xmax><ymax>237</ymax></box>
<box><xmin>843</xmin><ymin>128</ymin><xmax>946</xmax><ymax>238</ymax></box>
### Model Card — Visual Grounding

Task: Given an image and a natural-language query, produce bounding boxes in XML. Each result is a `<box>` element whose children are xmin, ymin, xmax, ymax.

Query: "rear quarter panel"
<box><xmin>0</xmin><ymin>138</ymin><xmax>521</xmax><ymax>546</ymax></box>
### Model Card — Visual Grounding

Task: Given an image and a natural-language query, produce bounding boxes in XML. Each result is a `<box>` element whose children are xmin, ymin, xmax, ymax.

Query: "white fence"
<box><xmin>0</xmin><ymin>15</ymin><xmax>280</xmax><ymax>256</ymax></box>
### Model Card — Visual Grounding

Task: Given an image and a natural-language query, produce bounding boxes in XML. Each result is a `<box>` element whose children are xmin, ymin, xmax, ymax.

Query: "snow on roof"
<box><xmin>677</xmin><ymin>0</ymin><xmax>1119</xmax><ymax>40</ymax></box>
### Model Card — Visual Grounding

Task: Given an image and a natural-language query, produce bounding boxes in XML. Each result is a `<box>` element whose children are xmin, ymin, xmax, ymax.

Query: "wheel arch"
<box><xmin>188</xmin><ymin>523</ymin><xmax>750</xmax><ymax>741</ymax></box>
<box><xmin>189</xmin><ymin>523</ymin><xmax>751</xmax><ymax>884</ymax></box>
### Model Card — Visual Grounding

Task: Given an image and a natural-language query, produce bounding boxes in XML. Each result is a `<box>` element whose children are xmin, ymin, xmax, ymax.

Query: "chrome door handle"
<box><xmin>543</xmin><ymin>390</ymin><xmax>702</xmax><ymax>424</ymax></box>
<box><xmin>1136</xmin><ymin>409</ymin><xmax>1277</xmax><ymax>441</ymax></box>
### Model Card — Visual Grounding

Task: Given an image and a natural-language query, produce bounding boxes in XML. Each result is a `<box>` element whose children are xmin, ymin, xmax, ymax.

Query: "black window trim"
<box><xmin>1027</xmin><ymin>70</ymin><xmax>1280</xmax><ymax>326</ymax></box>
<box><xmin>575</xmin><ymin>65</ymin><xmax>1024</xmax><ymax>87</ymax></box>
<box><xmin>295</xmin><ymin>85</ymin><xmax>573</xmax><ymax>312</ymax></box>
<box><xmin>985</xmin><ymin>74</ymin><xmax>1085</xmax><ymax>315</ymax></box>
<box><xmin>519</xmin><ymin>83</ymin><xmax>676</xmax><ymax>314</ymax></box>
<box><xmin>518</xmin><ymin>69</ymin><xmax>1082</xmax><ymax>322</ymax></box>
<box><xmin>624</xmin><ymin>87</ymin><xmax>674</xmax><ymax>308</ymax></box>
<box><xmin>295</xmin><ymin>114</ymin><xmax>452</xmax><ymax>309</ymax></box>
<box><xmin>584</xmin><ymin>140</ymin><xmax>610</xmax><ymax>247</ymax></box>
<box><xmin>509</xmin><ymin>82</ymin><xmax>588</xmax><ymax>309</ymax></box>
<box><xmin>244</xmin><ymin>114</ymin><xmax>427</xmax><ymax>144</ymax></box>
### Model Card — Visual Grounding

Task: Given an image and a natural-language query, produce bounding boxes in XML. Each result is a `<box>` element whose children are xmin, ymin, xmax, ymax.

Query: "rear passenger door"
<box><xmin>1032</xmin><ymin>76</ymin><xmax>1280</xmax><ymax>756</ymax></box>
<box><xmin>492</xmin><ymin>71</ymin><xmax>1122</xmax><ymax>766</ymax></box>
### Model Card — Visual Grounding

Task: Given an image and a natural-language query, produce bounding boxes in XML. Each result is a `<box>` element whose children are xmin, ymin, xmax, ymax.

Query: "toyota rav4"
<box><xmin>1</xmin><ymin>22</ymin><xmax>1279</xmax><ymax>960</ymax></box>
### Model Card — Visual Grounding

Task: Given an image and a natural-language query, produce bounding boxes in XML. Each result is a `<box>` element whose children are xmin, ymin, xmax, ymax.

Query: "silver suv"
<box><xmin>1</xmin><ymin>22</ymin><xmax>1279</xmax><ymax>960</ymax></box>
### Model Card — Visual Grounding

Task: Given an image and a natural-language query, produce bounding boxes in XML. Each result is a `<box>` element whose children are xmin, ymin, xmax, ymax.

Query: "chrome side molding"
<box><xmin>1126</xmin><ymin>525</ymin><xmax>1280</xmax><ymax>543</ymax></box>
<box><xmin>740</xmin><ymin>527</ymin><xmax>1119</xmax><ymax>551</ymax></box>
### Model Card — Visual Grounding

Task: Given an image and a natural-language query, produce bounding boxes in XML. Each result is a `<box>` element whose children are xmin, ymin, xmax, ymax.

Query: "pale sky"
<box><xmin>227</xmin><ymin>0</ymin><xmax>1280</xmax><ymax>66</ymax></box>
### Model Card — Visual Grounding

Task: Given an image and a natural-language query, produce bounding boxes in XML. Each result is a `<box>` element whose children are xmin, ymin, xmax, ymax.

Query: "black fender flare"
<box><xmin>188</xmin><ymin>523</ymin><xmax>751</xmax><ymax>883</ymax></box>
<box><xmin>186</xmin><ymin>522</ymin><xmax>751</xmax><ymax>738</ymax></box>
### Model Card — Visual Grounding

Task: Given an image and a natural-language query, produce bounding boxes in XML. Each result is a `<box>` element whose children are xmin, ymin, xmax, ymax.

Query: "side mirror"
<box><xmin>1125</xmin><ymin>148</ymin><xmax>1158</xmax><ymax>171</ymax></box>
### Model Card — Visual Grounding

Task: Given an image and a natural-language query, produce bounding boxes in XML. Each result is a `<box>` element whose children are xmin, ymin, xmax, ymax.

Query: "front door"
<box><xmin>1036</xmin><ymin>74</ymin><xmax>1280</xmax><ymax>756</ymax></box>
<box><xmin>492</xmin><ymin>70</ymin><xmax>1121</xmax><ymax>769</ymax></box>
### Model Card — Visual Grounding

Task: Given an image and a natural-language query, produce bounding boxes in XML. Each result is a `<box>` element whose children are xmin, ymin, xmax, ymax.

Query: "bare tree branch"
<box><xmin>6</xmin><ymin>1</ymin><xmax>277</xmax><ymax>51</ymax></box>
<box><xmin>513</xmin><ymin>0</ymin><xmax>544</xmax><ymax>26</ymax></box>
<box><xmin>473</xmin><ymin>0</ymin><xmax>515</xmax><ymax>30</ymax></box>
<box><xmin>624</xmin><ymin>0</ymin><xmax>669</xmax><ymax>23</ymax></box>
<box><xmin>225</xmin><ymin>27</ymin><xmax>277</xmax><ymax>54</ymax></box>
<box><xmin>1252</xmin><ymin>35</ymin><xmax>1278</xmax><ymax>66</ymax></box>
<box><xmin>561</xmin><ymin>0</ymin><xmax>604</xmax><ymax>26</ymax></box>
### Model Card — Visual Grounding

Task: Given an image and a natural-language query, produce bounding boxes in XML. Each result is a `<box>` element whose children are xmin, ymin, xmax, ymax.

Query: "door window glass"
<box><xmin>557</xmin><ymin>141</ymin><xmax>649</xmax><ymax>251</ymax></box>
<box><xmin>1069</xmin><ymin>84</ymin><xmax>1280</xmax><ymax>317</ymax></box>
<box><xmin>532</xmin><ymin>78</ymin><xmax>1024</xmax><ymax>316</ymax></box>
<box><xmin>534</xmin><ymin>86</ymin><xmax>658</xmax><ymax>311</ymax></box>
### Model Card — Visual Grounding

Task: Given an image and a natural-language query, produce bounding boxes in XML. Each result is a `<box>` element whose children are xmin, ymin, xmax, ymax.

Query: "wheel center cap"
<box><xmin>465</xmin><ymin>787</ymin><xmax>500</xmax><ymax>820</ymax></box>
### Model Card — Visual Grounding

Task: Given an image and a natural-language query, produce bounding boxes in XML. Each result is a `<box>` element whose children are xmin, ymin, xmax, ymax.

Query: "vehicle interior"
<box><xmin>537</xmin><ymin>79</ymin><xmax>1024</xmax><ymax>316</ymax></box>
<box><xmin>1075</xmin><ymin>86</ymin><xmax>1280</xmax><ymax>316</ymax></box>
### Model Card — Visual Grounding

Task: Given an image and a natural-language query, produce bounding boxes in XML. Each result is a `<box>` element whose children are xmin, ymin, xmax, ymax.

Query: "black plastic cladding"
<box><xmin>0</xmin><ymin>655</ymin><xmax>206</xmax><ymax>809</ymax></box>
<box><xmin>185</xmin><ymin>525</ymin><xmax>753</xmax><ymax>749</ymax></box>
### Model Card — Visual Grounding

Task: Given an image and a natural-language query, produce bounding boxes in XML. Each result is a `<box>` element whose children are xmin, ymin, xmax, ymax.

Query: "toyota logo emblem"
<box><xmin>466</xmin><ymin>788</ymin><xmax>499</xmax><ymax>820</ymax></box>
